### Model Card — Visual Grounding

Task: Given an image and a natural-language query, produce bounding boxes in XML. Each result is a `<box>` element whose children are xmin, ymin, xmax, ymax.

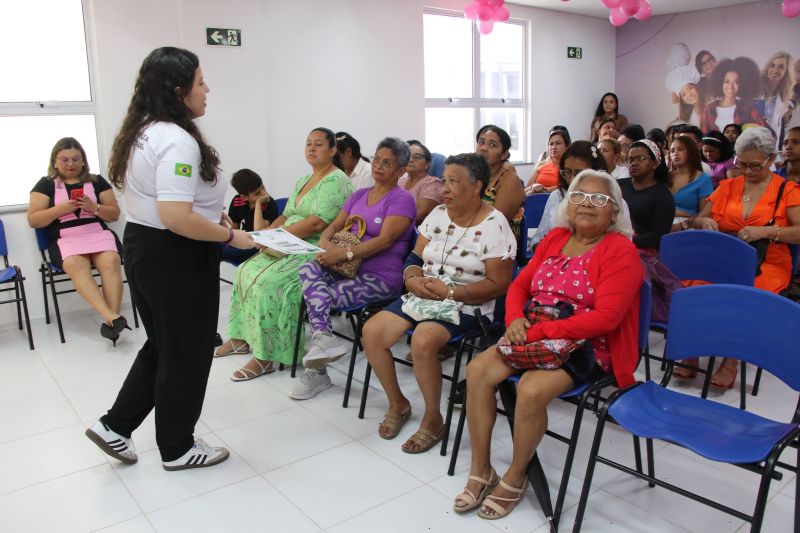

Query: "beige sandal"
<box><xmin>401</xmin><ymin>426</ymin><xmax>445</xmax><ymax>454</ymax></box>
<box><xmin>230</xmin><ymin>358</ymin><xmax>274</xmax><ymax>382</ymax></box>
<box><xmin>478</xmin><ymin>478</ymin><xmax>528</xmax><ymax>520</ymax></box>
<box><xmin>215</xmin><ymin>339</ymin><xmax>250</xmax><ymax>358</ymax></box>
<box><xmin>453</xmin><ymin>468</ymin><xmax>499</xmax><ymax>513</ymax></box>
<box><xmin>378</xmin><ymin>408</ymin><xmax>412</xmax><ymax>440</ymax></box>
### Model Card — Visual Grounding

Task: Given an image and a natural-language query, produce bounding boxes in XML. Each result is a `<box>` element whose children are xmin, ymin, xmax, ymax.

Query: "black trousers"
<box><xmin>102</xmin><ymin>222</ymin><xmax>220</xmax><ymax>461</ymax></box>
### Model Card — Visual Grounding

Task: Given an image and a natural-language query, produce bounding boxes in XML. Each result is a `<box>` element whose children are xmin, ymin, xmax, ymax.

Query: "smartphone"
<box><xmin>70</xmin><ymin>189</ymin><xmax>85</xmax><ymax>201</ymax></box>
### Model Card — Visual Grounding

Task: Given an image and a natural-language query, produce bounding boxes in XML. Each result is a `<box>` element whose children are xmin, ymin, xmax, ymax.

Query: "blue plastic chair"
<box><xmin>572</xmin><ymin>284</ymin><xmax>800</xmax><ymax>533</ymax></box>
<box><xmin>34</xmin><ymin>227</ymin><xmax>139</xmax><ymax>343</ymax></box>
<box><xmin>520</xmin><ymin>193</ymin><xmax>550</xmax><ymax>262</ymax></box>
<box><xmin>0</xmin><ymin>220</ymin><xmax>34</xmax><ymax>350</ymax></box>
<box><xmin>274</xmin><ymin>196</ymin><xmax>288</xmax><ymax>216</ymax></box>
<box><xmin>429</xmin><ymin>153</ymin><xmax>447</xmax><ymax>179</ymax></box>
<box><xmin>447</xmin><ymin>280</ymin><xmax>651</xmax><ymax>528</ymax></box>
<box><xmin>650</xmin><ymin>230</ymin><xmax>757</xmax><ymax>407</ymax></box>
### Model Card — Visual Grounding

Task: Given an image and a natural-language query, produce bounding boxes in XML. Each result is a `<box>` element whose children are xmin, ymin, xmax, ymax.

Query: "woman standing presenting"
<box><xmin>85</xmin><ymin>47</ymin><xmax>254</xmax><ymax>470</ymax></box>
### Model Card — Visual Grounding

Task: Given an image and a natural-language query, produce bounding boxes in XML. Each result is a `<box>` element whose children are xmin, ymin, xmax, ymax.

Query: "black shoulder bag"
<box><xmin>750</xmin><ymin>179</ymin><xmax>787</xmax><ymax>276</ymax></box>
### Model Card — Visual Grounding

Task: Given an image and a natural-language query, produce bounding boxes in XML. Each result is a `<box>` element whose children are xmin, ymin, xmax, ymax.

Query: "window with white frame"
<box><xmin>1</xmin><ymin>0</ymin><xmax>99</xmax><ymax>208</ymax></box>
<box><xmin>423</xmin><ymin>11</ymin><xmax>527</xmax><ymax>162</ymax></box>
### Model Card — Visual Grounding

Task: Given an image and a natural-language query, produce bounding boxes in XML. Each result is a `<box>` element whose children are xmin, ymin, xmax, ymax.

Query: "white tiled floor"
<box><xmin>0</xmin><ymin>290</ymin><xmax>795</xmax><ymax>532</ymax></box>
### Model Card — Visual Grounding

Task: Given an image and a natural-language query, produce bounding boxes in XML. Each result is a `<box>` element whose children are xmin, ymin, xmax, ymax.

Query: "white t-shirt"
<box><xmin>418</xmin><ymin>205</ymin><xmax>517</xmax><ymax>320</ymax></box>
<box><xmin>124</xmin><ymin>122</ymin><xmax>226</xmax><ymax>229</ymax></box>
<box><xmin>714</xmin><ymin>105</ymin><xmax>736</xmax><ymax>132</ymax></box>
<box><xmin>349</xmin><ymin>157</ymin><xmax>374</xmax><ymax>190</ymax></box>
<box><xmin>610</xmin><ymin>165</ymin><xmax>630</xmax><ymax>180</ymax></box>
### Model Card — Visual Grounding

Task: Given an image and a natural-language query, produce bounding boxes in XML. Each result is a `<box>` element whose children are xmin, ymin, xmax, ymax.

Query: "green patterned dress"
<box><xmin>227</xmin><ymin>169</ymin><xmax>352</xmax><ymax>364</ymax></box>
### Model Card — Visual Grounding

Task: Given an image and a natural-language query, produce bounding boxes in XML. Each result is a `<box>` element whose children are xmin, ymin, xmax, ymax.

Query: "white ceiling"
<box><xmin>510</xmin><ymin>0</ymin><xmax>758</xmax><ymax>18</ymax></box>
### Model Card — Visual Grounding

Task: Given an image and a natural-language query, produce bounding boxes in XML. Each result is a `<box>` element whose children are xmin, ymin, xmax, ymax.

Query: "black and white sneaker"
<box><xmin>85</xmin><ymin>420</ymin><xmax>138</xmax><ymax>464</ymax></box>
<box><xmin>162</xmin><ymin>438</ymin><xmax>230</xmax><ymax>471</ymax></box>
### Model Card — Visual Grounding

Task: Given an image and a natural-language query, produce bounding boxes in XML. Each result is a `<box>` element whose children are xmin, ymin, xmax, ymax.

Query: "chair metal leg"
<box><xmin>448</xmin><ymin>395</ymin><xmax>468</xmax><ymax>476</ymax></box>
<box><xmin>527</xmin><ymin>453</ymin><xmax>555</xmax><ymax>528</ymax></box>
<box><xmin>572</xmin><ymin>406</ymin><xmax>611</xmax><ymax>532</ymax></box>
<box><xmin>342</xmin><ymin>327</ymin><xmax>361</xmax><ymax>408</ymax></box>
<box><xmin>47</xmin><ymin>270</ymin><xmax>65</xmax><ymax>343</ymax></box>
<box><xmin>700</xmin><ymin>356</ymin><xmax>716</xmax><ymax>399</ymax></box>
<box><xmin>644</xmin><ymin>351</ymin><xmax>651</xmax><ymax>381</ymax></box>
<box><xmin>358</xmin><ymin>363</ymin><xmax>372</xmax><ymax>419</ymax></box>
<box><xmin>440</xmin><ymin>340</ymin><xmax>468</xmax><ymax>456</ymax></box>
<box><xmin>633</xmin><ymin>435</ymin><xmax>643</xmax><ymax>474</ymax></box>
<box><xmin>740</xmin><ymin>361</ymin><xmax>747</xmax><ymax>411</ymax></box>
<box><xmin>40</xmin><ymin>268</ymin><xmax>50</xmax><ymax>324</ymax></box>
<box><xmin>14</xmin><ymin>282</ymin><xmax>22</xmax><ymax>329</ymax></box>
<box><xmin>753</xmin><ymin>367</ymin><xmax>763</xmax><ymax>397</ymax></box>
<box><xmin>553</xmin><ymin>395</ymin><xmax>589</xmax><ymax>528</ymax></box>
<box><xmin>17</xmin><ymin>276</ymin><xmax>34</xmax><ymax>350</ymax></box>
<box><xmin>131</xmin><ymin>294</ymin><xmax>140</xmax><ymax>328</ymax></box>
<box><xmin>497</xmin><ymin>380</ymin><xmax>516</xmax><ymax>434</ymax></box>
<box><xmin>291</xmin><ymin>304</ymin><xmax>305</xmax><ymax>378</ymax></box>
<box><xmin>646</xmin><ymin>438</ymin><xmax>656</xmax><ymax>488</ymax></box>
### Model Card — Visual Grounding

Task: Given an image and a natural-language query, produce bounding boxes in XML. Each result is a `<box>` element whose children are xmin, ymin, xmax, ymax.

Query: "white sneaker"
<box><xmin>85</xmin><ymin>420</ymin><xmax>138</xmax><ymax>464</ymax></box>
<box><xmin>162</xmin><ymin>438</ymin><xmax>230</xmax><ymax>471</ymax></box>
<box><xmin>290</xmin><ymin>368</ymin><xmax>332</xmax><ymax>400</ymax></box>
<box><xmin>303</xmin><ymin>331</ymin><xmax>349</xmax><ymax>369</ymax></box>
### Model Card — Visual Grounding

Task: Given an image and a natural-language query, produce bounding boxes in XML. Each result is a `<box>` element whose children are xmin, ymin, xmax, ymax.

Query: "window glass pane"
<box><xmin>479</xmin><ymin>108</ymin><xmax>524</xmax><ymax>162</ymax></box>
<box><xmin>2</xmin><ymin>115</ymin><xmax>100</xmax><ymax>206</ymax></box>
<box><xmin>479</xmin><ymin>22</ymin><xmax>523</xmax><ymax>100</ymax></box>
<box><xmin>0</xmin><ymin>0</ymin><xmax>90</xmax><ymax>102</ymax></box>
<box><xmin>425</xmin><ymin>108</ymin><xmax>474</xmax><ymax>157</ymax></box>
<box><xmin>423</xmin><ymin>14</ymin><xmax>472</xmax><ymax>99</ymax></box>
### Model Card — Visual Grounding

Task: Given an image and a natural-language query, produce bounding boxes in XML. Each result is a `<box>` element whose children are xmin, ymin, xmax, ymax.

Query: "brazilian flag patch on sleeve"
<box><xmin>175</xmin><ymin>163</ymin><xmax>193</xmax><ymax>177</ymax></box>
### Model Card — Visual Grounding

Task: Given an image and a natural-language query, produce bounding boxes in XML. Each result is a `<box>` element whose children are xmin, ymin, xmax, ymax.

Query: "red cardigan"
<box><xmin>506</xmin><ymin>228</ymin><xmax>643</xmax><ymax>388</ymax></box>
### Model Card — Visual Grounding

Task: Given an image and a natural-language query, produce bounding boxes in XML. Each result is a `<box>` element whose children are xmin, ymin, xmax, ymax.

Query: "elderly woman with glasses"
<box><xmin>361</xmin><ymin>153</ymin><xmax>517</xmax><ymax>454</ymax></box>
<box><xmin>454</xmin><ymin>170</ymin><xmax>642</xmax><ymax>520</ymax></box>
<box><xmin>687</xmin><ymin>127</ymin><xmax>800</xmax><ymax>388</ymax></box>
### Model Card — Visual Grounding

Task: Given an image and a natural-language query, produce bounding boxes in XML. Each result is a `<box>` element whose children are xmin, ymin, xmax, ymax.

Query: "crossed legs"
<box><xmin>61</xmin><ymin>251</ymin><xmax>123</xmax><ymax>324</ymax></box>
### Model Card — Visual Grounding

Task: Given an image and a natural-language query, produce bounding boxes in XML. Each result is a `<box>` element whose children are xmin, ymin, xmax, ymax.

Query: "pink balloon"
<box><xmin>634</xmin><ymin>0</ymin><xmax>652</xmax><ymax>20</ymax></box>
<box><xmin>476</xmin><ymin>0</ymin><xmax>490</xmax><ymax>5</ymax></box>
<box><xmin>477</xmin><ymin>4</ymin><xmax>492</xmax><ymax>21</ymax></box>
<box><xmin>601</xmin><ymin>0</ymin><xmax>621</xmax><ymax>7</ymax></box>
<box><xmin>487</xmin><ymin>0</ymin><xmax>504</xmax><ymax>7</ymax></box>
<box><xmin>620</xmin><ymin>0</ymin><xmax>640</xmax><ymax>17</ymax></box>
<box><xmin>782</xmin><ymin>0</ymin><xmax>800</xmax><ymax>17</ymax></box>
<box><xmin>609</xmin><ymin>7</ymin><xmax>629</xmax><ymax>26</ymax></box>
<box><xmin>464</xmin><ymin>3</ymin><xmax>479</xmax><ymax>20</ymax></box>
<box><xmin>478</xmin><ymin>19</ymin><xmax>494</xmax><ymax>34</ymax></box>
<box><xmin>493</xmin><ymin>5</ymin><xmax>510</xmax><ymax>21</ymax></box>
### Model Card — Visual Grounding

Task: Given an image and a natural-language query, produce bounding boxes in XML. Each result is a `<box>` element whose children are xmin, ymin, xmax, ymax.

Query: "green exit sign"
<box><xmin>567</xmin><ymin>46</ymin><xmax>583</xmax><ymax>59</ymax></box>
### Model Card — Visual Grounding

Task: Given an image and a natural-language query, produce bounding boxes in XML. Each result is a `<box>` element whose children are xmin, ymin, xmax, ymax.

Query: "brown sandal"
<box><xmin>378</xmin><ymin>408</ymin><xmax>412</xmax><ymax>440</ymax></box>
<box><xmin>453</xmin><ymin>468</ymin><xmax>499</xmax><ymax>513</ymax></box>
<box><xmin>672</xmin><ymin>357</ymin><xmax>699</xmax><ymax>379</ymax></box>
<box><xmin>478</xmin><ymin>478</ymin><xmax>528</xmax><ymax>520</ymax></box>
<box><xmin>401</xmin><ymin>426</ymin><xmax>445</xmax><ymax>454</ymax></box>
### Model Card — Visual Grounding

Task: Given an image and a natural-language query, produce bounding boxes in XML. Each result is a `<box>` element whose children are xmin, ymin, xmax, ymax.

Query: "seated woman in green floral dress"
<box><xmin>216</xmin><ymin>127</ymin><xmax>353</xmax><ymax>380</ymax></box>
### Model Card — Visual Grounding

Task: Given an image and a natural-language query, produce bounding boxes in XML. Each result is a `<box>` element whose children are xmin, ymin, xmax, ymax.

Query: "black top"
<box><xmin>31</xmin><ymin>175</ymin><xmax>112</xmax><ymax>207</ymax></box>
<box><xmin>227</xmin><ymin>196</ymin><xmax>278</xmax><ymax>232</ymax></box>
<box><xmin>618</xmin><ymin>177</ymin><xmax>675</xmax><ymax>250</ymax></box>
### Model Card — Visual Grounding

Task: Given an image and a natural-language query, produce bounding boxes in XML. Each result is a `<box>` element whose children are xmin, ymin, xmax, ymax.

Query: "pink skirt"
<box><xmin>57</xmin><ymin>222</ymin><xmax>118</xmax><ymax>259</ymax></box>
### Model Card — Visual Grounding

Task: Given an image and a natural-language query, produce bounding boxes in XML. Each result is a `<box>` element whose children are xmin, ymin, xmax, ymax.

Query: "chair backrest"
<box><xmin>0</xmin><ymin>219</ymin><xmax>8</xmax><ymax>258</ymax></box>
<box><xmin>790</xmin><ymin>243</ymin><xmax>800</xmax><ymax>274</ymax></box>
<box><xmin>34</xmin><ymin>227</ymin><xmax>51</xmax><ymax>254</ymax></box>
<box><xmin>429</xmin><ymin>153</ymin><xmax>446</xmax><ymax>178</ymax></box>
<box><xmin>638</xmin><ymin>279</ymin><xmax>652</xmax><ymax>351</ymax></box>
<box><xmin>665</xmin><ymin>284</ymin><xmax>800</xmax><ymax>391</ymax></box>
<box><xmin>520</xmin><ymin>193</ymin><xmax>551</xmax><ymax>258</ymax></box>
<box><xmin>659</xmin><ymin>230</ymin><xmax>756</xmax><ymax>286</ymax></box>
<box><xmin>275</xmin><ymin>197</ymin><xmax>288</xmax><ymax>216</ymax></box>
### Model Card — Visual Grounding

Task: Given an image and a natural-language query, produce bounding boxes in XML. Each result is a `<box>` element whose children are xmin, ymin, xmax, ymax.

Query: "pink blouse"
<box><xmin>528</xmin><ymin>247</ymin><xmax>610</xmax><ymax>371</ymax></box>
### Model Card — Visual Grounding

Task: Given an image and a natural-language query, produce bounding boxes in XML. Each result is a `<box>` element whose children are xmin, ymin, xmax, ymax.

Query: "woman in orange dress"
<box><xmin>526</xmin><ymin>129</ymin><xmax>571</xmax><ymax>194</ymax></box>
<box><xmin>690</xmin><ymin>127</ymin><xmax>800</xmax><ymax>387</ymax></box>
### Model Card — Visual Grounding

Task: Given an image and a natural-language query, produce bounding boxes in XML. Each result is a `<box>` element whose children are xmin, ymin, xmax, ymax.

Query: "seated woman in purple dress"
<box><xmin>291</xmin><ymin>137</ymin><xmax>417</xmax><ymax>400</ymax></box>
<box><xmin>27</xmin><ymin>137</ymin><xmax>130</xmax><ymax>345</ymax></box>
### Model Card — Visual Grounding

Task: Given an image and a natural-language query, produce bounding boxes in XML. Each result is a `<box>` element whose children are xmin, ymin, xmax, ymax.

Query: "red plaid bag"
<box><xmin>497</xmin><ymin>302</ymin><xmax>585</xmax><ymax>370</ymax></box>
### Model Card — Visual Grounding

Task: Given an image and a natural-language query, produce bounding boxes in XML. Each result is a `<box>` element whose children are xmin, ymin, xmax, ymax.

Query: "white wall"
<box><xmin>1</xmin><ymin>0</ymin><xmax>616</xmax><ymax>327</ymax></box>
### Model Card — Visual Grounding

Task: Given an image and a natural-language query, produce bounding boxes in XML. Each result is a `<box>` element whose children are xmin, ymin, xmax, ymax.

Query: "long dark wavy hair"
<box><xmin>108</xmin><ymin>47</ymin><xmax>220</xmax><ymax>189</ymax></box>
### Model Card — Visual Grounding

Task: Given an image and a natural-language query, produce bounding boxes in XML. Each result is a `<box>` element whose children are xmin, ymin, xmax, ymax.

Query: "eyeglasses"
<box><xmin>733</xmin><ymin>156</ymin><xmax>769</xmax><ymax>172</ymax></box>
<box><xmin>625</xmin><ymin>155</ymin><xmax>650</xmax><ymax>165</ymax></box>
<box><xmin>568</xmin><ymin>191</ymin><xmax>615</xmax><ymax>208</ymax></box>
<box><xmin>559</xmin><ymin>168</ymin><xmax>585</xmax><ymax>180</ymax></box>
<box><xmin>56</xmin><ymin>156</ymin><xmax>83</xmax><ymax>165</ymax></box>
<box><xmin>409</xmin><ymin>153</ymin><xmax>426</xmax><ymax>161</ymax></box>
<box><xmin>370</xmin><ymin>156</ymin><xmax>396</xmax><ymax>169</ymax></box>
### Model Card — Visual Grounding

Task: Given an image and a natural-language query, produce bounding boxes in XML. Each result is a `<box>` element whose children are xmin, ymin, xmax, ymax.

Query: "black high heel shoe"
<box><xmin>101</xmin><ymin>316</ymin><xmax>131</xmax><ymax>347</ymax></box>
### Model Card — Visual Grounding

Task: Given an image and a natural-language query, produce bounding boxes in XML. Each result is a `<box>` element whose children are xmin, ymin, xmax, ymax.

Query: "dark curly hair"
<box><xmin>476</xmin><ymin>124</ymin><xmax>512</xmax><ymax>157</ymax></box>
<box><xmin>444</xmin><ymin>153</ymin><xmax>491</xmax><ymax>195</ymax></box>
<box><xmin>558</xmin><ymin>141</ymin><xmax>608</xmax><ymax>192</ymax></box>
<box><xmin>709</xmin><ymin>57</ymin><xmax>761</xmax><ymax>101</ymax></box>
<box><xmin>108</xmin><ymin>47</ymin><xmax>220</xmax><ymax>189</ymax></box>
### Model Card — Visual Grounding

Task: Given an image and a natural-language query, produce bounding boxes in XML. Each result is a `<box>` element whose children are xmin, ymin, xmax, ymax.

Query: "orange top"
<box><xmin>535</xmin><ymin>162</ymin><xmax>559</xmax><ymax>188</ymax></box>
<box><xmin>708</xmin><ymin>174</ymin><xmax>800</xmax><ymax>293</ymax></box>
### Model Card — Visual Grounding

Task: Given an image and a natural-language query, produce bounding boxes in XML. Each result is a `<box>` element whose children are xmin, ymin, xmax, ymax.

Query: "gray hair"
<box><xmin>376</xmin><ymin>137</ymin><xmax>411</xmax><ymax>167</ymax></box>
<box><xmin>734</xmin><ymin>127</ymin><xmax>777</xmax><ymax>158</ymax></box>
<box><xmin>553</xmin><ymin>170</ymin><xmax>634</xmax><ymax>239</ymax></box>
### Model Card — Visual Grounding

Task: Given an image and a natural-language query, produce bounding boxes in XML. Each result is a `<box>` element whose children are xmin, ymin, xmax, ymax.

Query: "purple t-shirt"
<box><xmin>342</xmin><ymin>186</ymin><xmax>416</xmax><ymax>290</ymax></box>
